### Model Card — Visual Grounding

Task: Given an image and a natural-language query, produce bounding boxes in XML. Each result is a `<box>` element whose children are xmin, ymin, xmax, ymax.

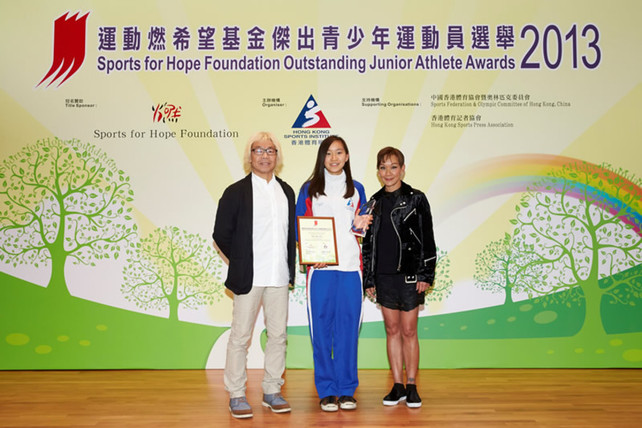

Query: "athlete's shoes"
<box><xmin>338</xmin><ymin>395</ymin><xmax>357</xmax><ymax>410</ymax></box>
<box><xmin>320</xmin><ymin>396</ymin><xmax>339</xmax><ymax>412</ymax></box>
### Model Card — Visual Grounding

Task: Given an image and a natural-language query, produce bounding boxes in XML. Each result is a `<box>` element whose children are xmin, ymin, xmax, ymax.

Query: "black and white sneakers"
<box><xmin>383</xmin><ymin>383</ymin><xmax>407</xmax><ymax>406</ymax></box>
<box><xmin>405</xmin><ymin>384</ymin><xmax>422</xmax><ymax>408</ymax></box>
<box><xmin>383</xmin><ymin>383</ymin><xmax>422</xmax><ymax>408</ymax></box>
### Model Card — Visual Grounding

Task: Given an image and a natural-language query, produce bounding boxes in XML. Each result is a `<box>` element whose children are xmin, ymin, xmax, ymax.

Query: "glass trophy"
<box><xmin>351</xmin><ymin>200</ymin><xmax>376</xmax><ymax>237</ymax></box>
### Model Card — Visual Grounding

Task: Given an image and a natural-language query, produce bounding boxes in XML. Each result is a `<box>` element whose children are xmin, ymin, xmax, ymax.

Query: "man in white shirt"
<box><xmin>213</xmin><ymin>132</ymin><xmax>296</xmax><ymax>419</ymax></box>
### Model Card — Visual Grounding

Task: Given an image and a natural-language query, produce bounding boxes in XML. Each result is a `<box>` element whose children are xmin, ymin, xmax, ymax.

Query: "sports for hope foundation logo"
<box><xmin>38</xmin><ymin>11</ymin><xmax>90</xmax><ymax>88</ymax></box>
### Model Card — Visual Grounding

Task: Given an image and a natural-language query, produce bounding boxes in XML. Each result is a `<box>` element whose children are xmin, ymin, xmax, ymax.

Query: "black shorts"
<box><xmin>375</xmin><ymin>273</ymin><xmax>425</xmax><ymax>311</ymax></box>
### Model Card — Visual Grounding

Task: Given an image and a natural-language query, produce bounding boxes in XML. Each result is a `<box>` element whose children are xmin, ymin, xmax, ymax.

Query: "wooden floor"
<box><xmin>1</xmin><ymin>369</ymin><xmax>641</xmax><ymax>427</ymax></box>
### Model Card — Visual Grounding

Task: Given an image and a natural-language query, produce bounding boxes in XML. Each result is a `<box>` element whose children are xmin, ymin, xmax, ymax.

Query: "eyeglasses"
<box><xmin>251</xmin><ymin>147</ymin><xmax>278</xmax><ymax>156</ymax></box>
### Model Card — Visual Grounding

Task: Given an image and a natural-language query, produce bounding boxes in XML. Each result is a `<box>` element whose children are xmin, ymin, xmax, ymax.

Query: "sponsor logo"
<box><xmin>152</xmin><ymin>102</ymin><xmax>182</xmax><ymax>123</ymax></box>
<box><xmin>38</xmin><ymin>12</ymin><xmax>90</xmax><ymax>88</ymax></box>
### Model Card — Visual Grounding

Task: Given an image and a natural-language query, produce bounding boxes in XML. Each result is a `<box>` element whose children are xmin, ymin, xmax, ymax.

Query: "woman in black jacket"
<box><xmin>362</xmin><ymin>147</ymin><xmax>437</xmax><ymax>409</ymax></box>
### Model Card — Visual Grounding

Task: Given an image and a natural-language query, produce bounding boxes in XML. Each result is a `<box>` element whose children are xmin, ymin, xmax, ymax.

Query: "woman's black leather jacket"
<box><xmin>362</xmin><ymin>181</ymin><xmax>437</xmax><ymax>290</ymax></box>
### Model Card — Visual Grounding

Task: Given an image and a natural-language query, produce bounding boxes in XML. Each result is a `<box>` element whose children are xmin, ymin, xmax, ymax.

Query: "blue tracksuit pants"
<box><xmin>307</xmin><ymin>269</ymin><xmax>363</xmax><ymax>398</ymax></box>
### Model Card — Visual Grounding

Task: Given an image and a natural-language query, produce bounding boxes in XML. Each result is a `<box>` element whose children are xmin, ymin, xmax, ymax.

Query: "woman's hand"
<box><xmin>417</xmin><ymin>281</ymin><xmax>433</xmax><ymax>294</ymax></box>
<box><xmin>353</xmin><ymin>213</ymin><xmax>373</xmax><ymax>232</ymax></box>
<box><xmin>365</xmin><ymin>287</ymin><xmax>376</xmax><ymax>299</ymax></box>
<box><xmin>312</xmin><ymin>263</ymin><xmax>328</xmax><ymax>269</ymax></box>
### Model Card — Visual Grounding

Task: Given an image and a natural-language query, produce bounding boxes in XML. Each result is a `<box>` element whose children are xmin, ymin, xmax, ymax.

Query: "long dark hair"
<box><xmin>307</xmin><ymin>135</ymin><xmax>355</xmax><ymax>199</ymax></box>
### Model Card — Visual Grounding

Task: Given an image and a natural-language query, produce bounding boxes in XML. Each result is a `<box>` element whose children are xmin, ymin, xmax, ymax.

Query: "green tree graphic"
<box><xmin>0</xmin><ymin>138</ymin><xmax>136</xmax><ymax>296</ymax></box>
<box><xmin>290</xmin><ymin>265</ymin><xmax>307</xmax><ymax>306</ymax></box>
<box><xmin>429</xmin><ymin>248</ymin><xmax>453</xmax><ymax>303</ymax></box>
<box><xmin>511</xmin><ymin>161</ymin><xmax>642</xmax><ymax>336</ymax></box>
<box><xmin>474</xmin><ymin>233</ymin><xmax>546</xmax><ymax>304</ymax></box>
<box><xmin>121</xmin><ymin>226</ymin><xmax>224</xmax><ymax>321</ymax></box>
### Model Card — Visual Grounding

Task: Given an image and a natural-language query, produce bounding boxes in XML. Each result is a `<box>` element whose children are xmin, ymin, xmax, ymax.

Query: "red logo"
<box><xmin>152</xmin><ymin>103</ymin><xmax>182</xmax><ymax>123</ymax></box>
<box><xmin>38</xmin><ymin>12</ymin><xmax>90</xmax><ymax>88</ymax></box>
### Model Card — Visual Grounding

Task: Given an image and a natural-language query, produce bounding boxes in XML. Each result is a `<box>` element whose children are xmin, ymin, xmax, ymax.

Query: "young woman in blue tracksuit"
<box><xmin>296</xmin><ymin>135</ymin><xmax>367</xmax><ymax>412</ymax></box>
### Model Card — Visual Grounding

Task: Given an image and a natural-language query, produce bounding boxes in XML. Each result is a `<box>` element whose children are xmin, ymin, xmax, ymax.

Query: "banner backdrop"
<box><xmin>1</xmin><ymin>0</ymin><xmax>641</xmax><ymax>369</ymax></box>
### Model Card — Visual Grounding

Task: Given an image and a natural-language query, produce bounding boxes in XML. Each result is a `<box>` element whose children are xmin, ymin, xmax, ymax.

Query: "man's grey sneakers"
<box><xmin>229</xmin><ymin>397</ymin><xmax>253</xmax><ymax>418</ymax></box>
<box><xmin>262</xmin><ymin>393</ymin><xmax>291</xmax><ymax>413</ymax></box>
<box><xmin>405</xmin><ymin>384</ymin><xmax>422</xmax><ymax>408</ymax></box>
<box><xmin>382</xmin><ymin>383</ymin><xmax>407</xmax><ymax>406</ymax></box>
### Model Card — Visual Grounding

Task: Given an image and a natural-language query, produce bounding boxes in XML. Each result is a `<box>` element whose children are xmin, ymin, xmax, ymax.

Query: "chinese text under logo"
<box><xmin>38</xmin><ymin>11</ymin><xmax>90</xmax><ymax>88</ymax></box>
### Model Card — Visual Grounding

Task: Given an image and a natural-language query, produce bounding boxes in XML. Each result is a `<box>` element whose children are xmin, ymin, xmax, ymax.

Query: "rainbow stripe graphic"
<box><xmin>431</xmin><ymin>154</ymin><xmax>642</xmax><ymax>235</ymax></box>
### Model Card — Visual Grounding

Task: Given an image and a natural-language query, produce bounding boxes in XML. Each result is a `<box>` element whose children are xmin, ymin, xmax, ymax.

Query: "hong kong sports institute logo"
<box><xmin>38</xmin><ymin>12</ymin><xmax>90</xmax><ymax>88</ymax></box>
<box><xmin>292</xmin><ymin>95</ymin><xmax>331</xmax><ymax>128</ymax></box>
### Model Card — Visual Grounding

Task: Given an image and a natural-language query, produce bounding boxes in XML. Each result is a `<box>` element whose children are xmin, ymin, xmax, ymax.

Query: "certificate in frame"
<box><xmin>297</xmin><ymin>216</ymin><xmax>339</xmax><ymax>265</ymax></box>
